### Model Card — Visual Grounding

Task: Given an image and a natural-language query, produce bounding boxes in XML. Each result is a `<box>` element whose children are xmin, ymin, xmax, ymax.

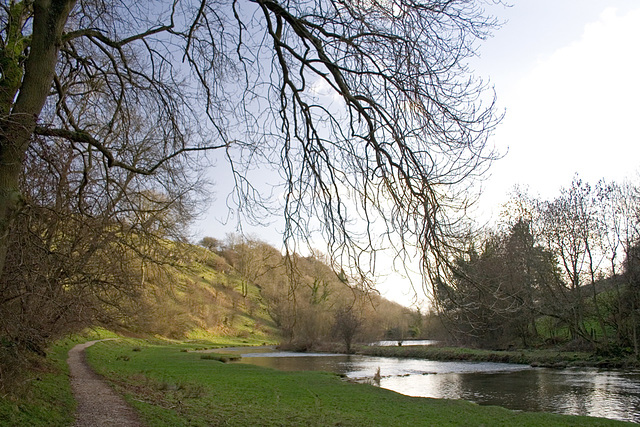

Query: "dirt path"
<box><xmin>68</xmin><ymin>340</ymin><xmax>144</xmax><ymax>427</ymax></box>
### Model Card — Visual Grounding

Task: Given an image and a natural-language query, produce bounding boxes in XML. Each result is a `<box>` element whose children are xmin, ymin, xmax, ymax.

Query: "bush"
<box><xmin>199</xmin><ymin>353</ymin><xmax>241</xmax><ymax>363</ymax></box>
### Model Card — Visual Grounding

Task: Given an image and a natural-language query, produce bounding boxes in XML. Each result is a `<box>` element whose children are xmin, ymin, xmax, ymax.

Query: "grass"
<box><xmin>184</xmin><ymin>328</ymin><xmax>278</xmax><ymax>346</ymax></box>
<box><xmin>84</xmin><ymin>338</ymin><xmax>632</xmax><ymax>426</ymax></box>
<box><xmin>0</xmin><ymin>327</ymin><xmax>117</xmax><ymax>427</ymax></box>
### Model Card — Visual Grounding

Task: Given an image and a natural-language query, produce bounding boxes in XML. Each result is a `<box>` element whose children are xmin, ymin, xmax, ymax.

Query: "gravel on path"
<box><xmin>68</xmin><ymin>340</ymin><xmax>144</xmax><ymax>427</ymax></box>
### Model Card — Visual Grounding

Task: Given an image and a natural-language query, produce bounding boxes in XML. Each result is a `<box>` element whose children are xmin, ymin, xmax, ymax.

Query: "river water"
<box><xmin>214</xmin><ymin>345</ymin><xmax>640</xmax><ymax>423</ymax></box>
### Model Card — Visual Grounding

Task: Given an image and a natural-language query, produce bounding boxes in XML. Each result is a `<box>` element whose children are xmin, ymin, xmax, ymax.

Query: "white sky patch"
<box><xmin>309</xmin><ymin>76</ymin><xmax>346</xmax><ymax>105</ymax></box>
<box><xmin>479</xmin><ymin>6</ymin><xmax>640</xmax><ymax>218</ymax></box>
<box><xmin>309</xmin><ymin>76</ymin><xmax>332</xmax><ymax>96</ymax></box>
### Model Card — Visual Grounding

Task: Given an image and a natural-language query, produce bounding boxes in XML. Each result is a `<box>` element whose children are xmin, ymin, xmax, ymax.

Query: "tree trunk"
<box><xmin>586</xmin><ymin>242</ymin><xmax>608</xmax><ymax>349</ymax></box>
<box><xmin>0</xmin><ymin>0</ymin><xmax>76</xmax><ymax>279</ymax></box>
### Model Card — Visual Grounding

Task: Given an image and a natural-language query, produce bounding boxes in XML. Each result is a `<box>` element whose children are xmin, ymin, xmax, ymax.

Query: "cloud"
<box><xmin>487</xmin><ymin>6</ymin><xmax>640</xmax><ymax>204</ymax></box>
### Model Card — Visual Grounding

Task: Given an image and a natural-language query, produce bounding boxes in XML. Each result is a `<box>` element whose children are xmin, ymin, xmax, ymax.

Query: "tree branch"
<box><xmin>34</xmin><ymin>125</ymin><xmax>228</xmax><ymax>175</ymax></box>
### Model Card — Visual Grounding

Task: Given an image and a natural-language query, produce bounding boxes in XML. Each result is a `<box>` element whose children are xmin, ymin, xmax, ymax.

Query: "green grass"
<box><xmin>184</xmin><ymin>328</ymin><xmax>278</xmax><ymax>346</ymax></box>
<box><xmin>85</xmin><ymin>339</ymin><xmax>631</xmax><ymax>426</ymax></box>
<box><xmin>0</xmin><ymin>327</ymin><xmax>117</xmax><ymax>427</ymax></box>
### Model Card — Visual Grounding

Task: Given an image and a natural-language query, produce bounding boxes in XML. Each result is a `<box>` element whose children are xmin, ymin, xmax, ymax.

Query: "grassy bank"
<box><xmin>0</xmin><ymin>328</ymin><xmax>117</xmax><ymax>426</ymax></box>
<box><xmin>356</xmin><ymin>345</ymin><xmax>638</xmax><ymax>368</ymax></box>
<box><xmin>84</xmin><ymin>338</ymin><xmax>630</xmax><ymax>426</ymax></box>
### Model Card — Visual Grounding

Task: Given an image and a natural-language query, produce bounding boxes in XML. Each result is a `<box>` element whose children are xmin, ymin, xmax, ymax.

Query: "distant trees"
<box><xmin>333</xmin><ymin>307</ymin><xmax>361</xmax><ymax>353</ymax></box>
<box><xmin>623</xmin><ymin>242</ymin><xmax>640</xmax><ymax>355</ymax></box>
<box><xmin>201</xmin><ymin>234</ymin><xmax>419</xmax><ymax>351</ymax></box>
<box><xmin>436</xmin><ymin>176</ymin><xmax>640</xmax><ymax>354</ymax></box>
<box><xmin>538</xmin><ymin>178</ymin><xmax>598</xmax><ymax>343</ymax></box>
<box><xmin>199</xmin><ymin>237</ymin><xmax>223</xmax><ymax>253</ymax></box>
<box><xmin>537</xmin><ymin>178</ymin><xmax>640</xmax><ymax>352</ymax></box>
<box><xmin>437</xmin><ymin>220</ymin><xmax>559</xmax><ymax>348</ymax></box>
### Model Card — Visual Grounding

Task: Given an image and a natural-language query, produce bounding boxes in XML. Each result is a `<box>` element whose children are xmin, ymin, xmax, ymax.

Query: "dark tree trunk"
<box><xmin>0</xmin><ymin>0</ymin><xmax>76</xmax><ymax>278</ymax></box>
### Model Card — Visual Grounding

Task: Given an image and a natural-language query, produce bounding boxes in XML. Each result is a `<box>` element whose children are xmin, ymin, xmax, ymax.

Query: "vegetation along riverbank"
<box><xmin>356</xmin><ymin>344</ymin><xmax>640</xmax><ymax>369</ymax></box>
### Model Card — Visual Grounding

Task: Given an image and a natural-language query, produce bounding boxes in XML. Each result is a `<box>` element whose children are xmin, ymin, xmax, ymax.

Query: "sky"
<box><xmin>193</xmin><ymin>0</ymin><xmax>640</xmax><ymax>307</ymax></box>
<box><xmin>474</xmin><ymin>0</ymin><xmax>640</xmax><ymax>217</ymax></box>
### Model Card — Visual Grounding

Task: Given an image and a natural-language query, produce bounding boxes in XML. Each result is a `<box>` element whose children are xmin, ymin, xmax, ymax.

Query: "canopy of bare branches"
<box><xmin>1</xmin><ymin>0</ymin><xmax>500</xmax><ymax>282</ymax></box>
<box><xmin>0</xmin><ymin>0</ymin><xmax>500</xmax><ymax>369</ymax></box>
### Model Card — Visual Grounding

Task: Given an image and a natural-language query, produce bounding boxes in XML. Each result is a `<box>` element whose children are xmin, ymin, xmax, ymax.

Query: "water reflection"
<box><xmin>384</xmin><ymin>366</ymin><xmax>640</xmax><ymax>422</ymax></box>
<box><xmin>221</xmin><ymin>348</ymin><xmax>640</xmax><ymax>423</ymax></box>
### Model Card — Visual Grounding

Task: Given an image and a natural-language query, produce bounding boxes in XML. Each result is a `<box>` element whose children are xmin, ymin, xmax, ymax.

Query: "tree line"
<box><xmin>435</xmin><ymin>176</ymin><xmax>640</xmax><ymax>355</ymax></box>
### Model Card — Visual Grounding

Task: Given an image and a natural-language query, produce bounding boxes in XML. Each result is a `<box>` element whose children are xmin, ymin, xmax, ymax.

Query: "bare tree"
<box><xmin>333</xmin><ymin>306</ymin><xmax>361</xmax><ymax>353</ymax></box>
<box><xmin>436</xmin><ymin>223</ymin><xmax>558</xmax><ymax>348</ymax></box>
<box><xmin>0</xmin><ymin>121</ymin><xmax>198</xmax><ymax>357</ymax></box>
<box><xmin>0</xmin><ymin>0</ymin><xmax>500</xmax><ymax>286</ymax></box>
<box><xmin>538</xmin><ymin>178</ymin><xmax>595</xmax><ymax>342</ymax></box>
<box><xmin>602</xmin><ymin>181</ymin><xmax>640</xmax><ymax>354</ymax></box>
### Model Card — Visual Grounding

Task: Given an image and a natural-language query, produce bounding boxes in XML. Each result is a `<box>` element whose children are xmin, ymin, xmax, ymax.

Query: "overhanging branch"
<box><xmin>34</xmin><ymin>125</ymin><xmax>228</xmax><ymax>175</ymax></box>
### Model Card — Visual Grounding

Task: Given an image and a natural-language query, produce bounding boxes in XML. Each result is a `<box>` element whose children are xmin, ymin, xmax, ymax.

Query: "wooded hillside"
<box><xmin>0</xmin><ymin>229</ymin><xmax>421</xmax><ymax>390</ymax></box>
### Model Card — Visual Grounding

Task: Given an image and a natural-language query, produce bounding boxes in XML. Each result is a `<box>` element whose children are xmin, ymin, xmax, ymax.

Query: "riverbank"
<box><xmin>82</xmin><ymin>338</ymin><xmax>630</xmax><ymax>426</ymax></box>
<box><xmin>355</xmin><ymin>344</ymin><xmax>640</xmax><ymax>369</ymax></box>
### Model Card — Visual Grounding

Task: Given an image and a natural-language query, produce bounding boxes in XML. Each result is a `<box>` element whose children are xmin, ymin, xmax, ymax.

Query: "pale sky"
<box><xmin>474</xmin><ymin>0</ymin><xmax>640</xmax><ymax>218</ymax></box>
<box><xmin>194</xmin><ymin>1</ymin><xmax>640</xmax><ymax>307</ymax></box>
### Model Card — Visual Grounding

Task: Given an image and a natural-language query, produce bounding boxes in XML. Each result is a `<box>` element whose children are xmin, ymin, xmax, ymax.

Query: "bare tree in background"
<box><xmin>538</xmin><ymin>178</ymin><xmax>595</xmax><ymax>343</ymax></box>
<box><xmin>0</xmin><ymin>1</ymin><xmax>500</xmax><ymax>300</ymax></box>
<box><xmin>601</xmin><ymin>181</ymin><xmax>640</xmax><ymax>354</ymax></box>
<box><xmin>333</xmin><ymin>306</ymin><xmax>361</xmax><ymax>353</ymax></box>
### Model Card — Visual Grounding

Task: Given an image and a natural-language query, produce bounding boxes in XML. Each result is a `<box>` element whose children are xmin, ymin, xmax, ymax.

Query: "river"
<box><xmin>213</xmin><ymin>344</ymin><xmax>640</xmax><ymax>423</ymax></box>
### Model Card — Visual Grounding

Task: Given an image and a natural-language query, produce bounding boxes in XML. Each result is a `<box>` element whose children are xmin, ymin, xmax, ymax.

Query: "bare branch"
<box><xmin>34</xmin><ymin>125</ymin><xmax>228</xmax><ymax>175</ymax></box>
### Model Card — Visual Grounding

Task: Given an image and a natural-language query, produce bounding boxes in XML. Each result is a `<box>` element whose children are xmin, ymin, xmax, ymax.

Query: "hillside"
<box><xmin>97</xmin><ymin>235</ymin><xmax>421</xmax><ymax>351</ymax></box>
<box><xmin>1</xmin><ymin>228</ymin><xmax>422</xmax><ymax>395</ymax></box>
<box><xmin>111</xmin><ymin>243</ymin><xmax>280</xmax><ymax>342</ymax></box>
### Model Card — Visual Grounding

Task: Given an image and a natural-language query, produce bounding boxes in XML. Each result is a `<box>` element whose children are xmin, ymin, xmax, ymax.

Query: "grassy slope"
<box><xmin>0</xmin><ymin>244</ymin><xmax>276</xmax><ymax>426</ymax></box>
<box><xmin>131</xmin><ymin>245</ymin><xmax>280</xmax><ymax>342</ymax></box>
<box><xmin>84</xmin><ymin>338</ymin><xmax>630</xmax><ymax>427</ymax></box>
<box><xmin>0</xmin><ymin>244</ymin><xmax>278</xmax><ymax>426</ymax></box>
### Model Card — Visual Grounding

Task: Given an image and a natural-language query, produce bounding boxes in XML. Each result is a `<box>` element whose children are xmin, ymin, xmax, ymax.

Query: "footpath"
<box><xmin>67</xmin><ymin>340</ymin><xmax>143</xmax><ymax>427</ymax></box>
